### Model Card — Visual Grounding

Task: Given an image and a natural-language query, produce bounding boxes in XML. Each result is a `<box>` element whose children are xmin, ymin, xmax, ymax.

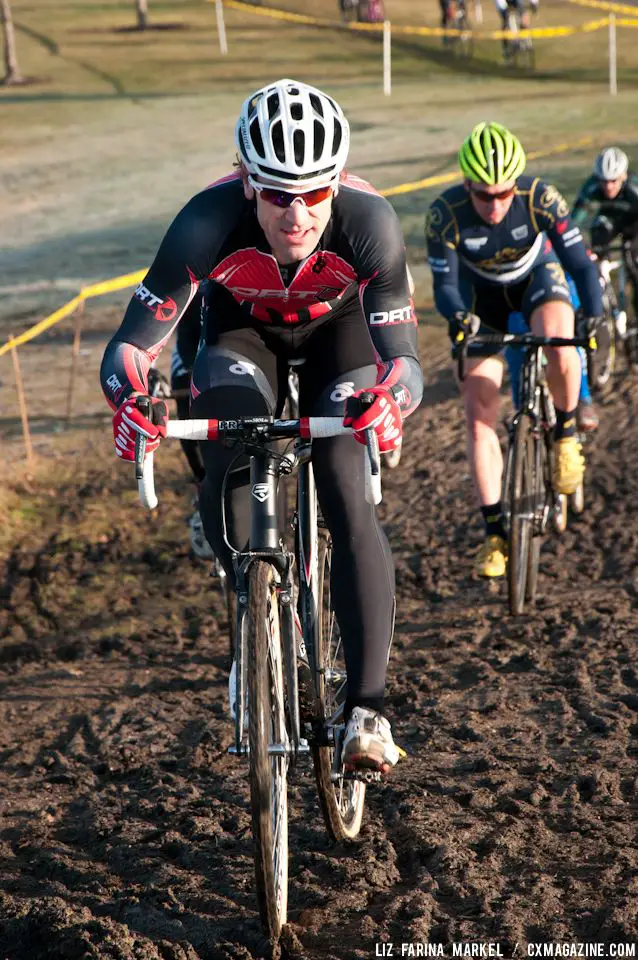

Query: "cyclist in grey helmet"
<box><xmin>572</xmin><ymin>148</ymin><xmax>638</xmax><ymax>326</ymax></box>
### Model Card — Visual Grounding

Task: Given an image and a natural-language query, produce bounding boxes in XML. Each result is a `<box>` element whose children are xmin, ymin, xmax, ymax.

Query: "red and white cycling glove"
<box><xmin>343</xmin><ymin>386</ymin><xmax>403</xmax><ymax>453</ymax></box>
<box><xmin>112</xmin><ymin>396</ymin><xmax>169</xmax><ymax>462</ymax></box>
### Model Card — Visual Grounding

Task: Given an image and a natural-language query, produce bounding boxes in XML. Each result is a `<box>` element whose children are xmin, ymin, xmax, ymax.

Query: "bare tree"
<box><xmin>135</xmin><ymin>0</ymin><xmax>149</xmax><ymax>30</ymax></box>
<box><xmin>1</xmin><ymin>0</ymin><xmax>24</xmax><ymax>86</ymax></box>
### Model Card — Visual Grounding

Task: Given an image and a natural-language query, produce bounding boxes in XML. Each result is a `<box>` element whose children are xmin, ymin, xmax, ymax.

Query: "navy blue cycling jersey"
<box><xmin>572</xmin><ymin>173</ymin><xmax>638</xmax><ymax>240</ymax></box>
<box><xmin>426</xmin><ymin>174</ymin><xmax>602</xmax><ymax>320</ymax></box>
<box><xmin>100</xmin><ymin>172</ymin><xmax>422</xmax><ymax>416</ymax></box>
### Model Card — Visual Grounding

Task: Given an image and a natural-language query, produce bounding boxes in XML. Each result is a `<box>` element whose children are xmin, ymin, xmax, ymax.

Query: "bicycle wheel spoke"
<box><xmin>247</xmin><ymin>561</ymin><xmax>289</xmax><ymax>939</ymax></box>
<box><xmin>508</xmin><ymin>415</ymin><xmax>537</xmax><ymax>615</ymax></box>
<box><xmin>309</xmin><ymin>530</ymin><xmax>366</xmax><ymax>841</ymax></box>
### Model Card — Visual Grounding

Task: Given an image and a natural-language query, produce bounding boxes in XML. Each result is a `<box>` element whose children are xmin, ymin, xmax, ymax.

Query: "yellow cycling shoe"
<box><xmin>553</xmin><ymin>436</ymin><xmax>585</xmax><ymax>495</ymax></box>
<box><xmin>475</xmin><ymin>535</ymin><xmax>508</xmax><ymax>578</ymax></box>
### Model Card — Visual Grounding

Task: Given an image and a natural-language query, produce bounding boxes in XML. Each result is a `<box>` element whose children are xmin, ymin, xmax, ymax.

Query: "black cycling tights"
<box><xmin>193</xmin><ymin>385</ymin><xmax>395</xmax><ymax>718</ymax></box>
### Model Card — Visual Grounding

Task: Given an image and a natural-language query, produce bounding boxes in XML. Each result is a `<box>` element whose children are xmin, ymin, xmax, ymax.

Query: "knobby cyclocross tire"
<box><xmin>247</xmin><ymin>561</ymin><xmax>289</xmax><ymax>940</ymax></box>
<box><xmin>525</xmin><ymin>423</ymin><xmax>545</xmax><ymax>605</ymax></box>
<box><xmin>226</xmin><ymin>583</ymin><xmax>237</xmax><ymax>667</ymax></box>
<box><xmin>455</xmin><ymin>13</ymin><xmax>474</xmax><ymax>59</ymax></box>
<box><xmin>624</xmin><ymin>313</ymin><xmax>638</xmax><ymax>369</ymax></box>
<box><xmin>383</xmin><ymin>444</ymin><xmax>402</xmax><ymax>471</ymax></box>
<box><xmin>508</xmin><ymin>415</ymin><xmax>536</xmax><ymax>615</ymax></box>
<box><xmin>311</xmin><ymin>531</ymin><xmax>366</xmax><ymax>842</ymax></box>
<box><xmin>588</xmin><ymin>313</ymin><xmax>616</xmax><ymax>393</ymax></box>
<box><xmin>517</xmin><ymin>41</ymin><xmax>535</xmax><ymax>71</ymax></box>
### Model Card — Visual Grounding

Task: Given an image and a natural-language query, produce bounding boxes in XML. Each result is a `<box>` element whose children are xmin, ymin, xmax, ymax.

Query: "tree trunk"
<box><xmin>135</xmin><ymin>0</ymin><xmax>149</xmax><ymax>30</ymax></box>
<box><xmin>1</xmin><ymin>0</ymin><xmax>23</xmax><ymax>85</ymax></box>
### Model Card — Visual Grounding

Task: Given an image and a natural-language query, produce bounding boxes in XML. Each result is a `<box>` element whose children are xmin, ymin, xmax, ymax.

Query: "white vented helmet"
<box><xmin>235</xmin><ymin>78</ymin><xmax>350</xmax><ymax>190</ymax></box>
<box><xmin>594</xmin><ymin>147</ymin><xmax>628</xmax><ymax>181</ymax></box>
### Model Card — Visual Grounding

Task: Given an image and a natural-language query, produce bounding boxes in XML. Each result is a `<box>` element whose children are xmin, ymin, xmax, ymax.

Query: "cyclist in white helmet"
<box><xmin>572</xmin><ymin>148</ymin><xmax>638</xmax><ymax>330</ymax></box>
<box><xmin>494</xmin><ymin>0</ymin><xmax>538</xmax><ymax>27</ymax></box>
<box><xmin>101</xmin><ymin>79</ymin><xmax>423</xmax><ymax>775</ymax></box>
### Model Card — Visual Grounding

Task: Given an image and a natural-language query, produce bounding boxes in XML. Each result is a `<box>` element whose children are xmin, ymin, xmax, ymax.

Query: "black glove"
<box><xmin>449</xmin><ymin>311</ymin><xmax>481</xmax><ymax>345</ymax></box>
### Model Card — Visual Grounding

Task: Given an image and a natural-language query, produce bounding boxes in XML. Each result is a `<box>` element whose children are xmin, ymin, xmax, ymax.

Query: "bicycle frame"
<box><xmin>502</xmin><ymin>344</ymin><xmax>555</xmax><ymax>535</ymax></box>
<box><xmin>232</xmin><ymin>436</ymin><xmax>301</xmax><ymax>761</ymax></box>
<box><xmin>133</xmin><ymin>406</ymin><xmax>381</xmax><ymax>758</ymax></box>
<box><xmin>455</xmin><ymin>329</ymin><xmax>593</xmax><ymax>530</ymax></box>
<box><xmin>132</xmin><ymin>403</ymin><xmax>381</xmax><ymax>938</ymax></box>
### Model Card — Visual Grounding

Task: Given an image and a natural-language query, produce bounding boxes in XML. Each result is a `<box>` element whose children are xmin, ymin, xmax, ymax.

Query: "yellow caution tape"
<box><xmin>221</xmin><ymin>0</ymin><xmax>611</xmax><ymax>38</ymax></box>
<box><xmin>567</xmin><ymin>0</ymin><xmax>638</xmax><ymax>16</ymax></box>
<box><xmin>0</xmin><ymin>268</ymin><xmax>146</xmax><ymax>357</ymax></box>
<box><xmin>381</xmin><ymin>135</ymin><xmax>594</xmax><ymax>198</ymax></box>
<box><xmin>0</xmin><ymin>135</ymin><xmax>599</xmax><ymax>358</ymax></box>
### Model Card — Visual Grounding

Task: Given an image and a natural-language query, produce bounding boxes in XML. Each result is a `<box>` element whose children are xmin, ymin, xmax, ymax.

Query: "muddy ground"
<box><xmin>1</xmin><ymin>324</ymin><xmax>637</xmax><ymax>959</ymax></box>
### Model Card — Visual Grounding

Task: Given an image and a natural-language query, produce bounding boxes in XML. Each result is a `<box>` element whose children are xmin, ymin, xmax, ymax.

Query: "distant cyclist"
<box><xmin>495</xmin><ymin>0</ymin><xmax>538</xmax><ymax>58</ymax></box>
<box><xmin>572</xmin><ymin>147</ymin><xmax>638</xmax><ymax>325</ymax></box>
<box><xmin>100</xmin><ymin>78</ymin><xmax>423</xmax><ymax>774</ymax></box>
<box><xmin>495</xmin><ymin>0</ymin><xmax>537</xmax><ymax>29</ymax></box>
<box><xmin>426</xmin><ymin>121</ymin><xmax>602</xmax><ymax>578</ymax></box>
<box><xmin>440</xmin><ymin>0</ymin><xmax>467</xmax><ymax>29</ymax></box>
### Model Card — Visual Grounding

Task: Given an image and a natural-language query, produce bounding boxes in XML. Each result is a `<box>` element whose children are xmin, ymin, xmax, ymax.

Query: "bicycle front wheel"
<box><xmin>588</xmin><ymin>313</ymin><xmax>616</xmax><ymax>393</ymax></box>
<box><xmin>312</xmin><ymin>531</ymin><xmax>366</xmax><ymax>841</ymax></box>
<box><xmin>508</xmin><ymin>415</ymin><xmax>536</xmax><ymax>615</ymax></box>
<box><xmin>247</xmin><ymin>561</ymin><xmax>289</xmax><ymax>940</ymax></box>
<box><xmin>456</xmin><ymin>14</ymin><xmax>474</xmax><ymax>58</ymax></box>
<box><xmin>525</xmin><ymin>422</ymin><xmax>546</xmax><ymax>605</ymax></box>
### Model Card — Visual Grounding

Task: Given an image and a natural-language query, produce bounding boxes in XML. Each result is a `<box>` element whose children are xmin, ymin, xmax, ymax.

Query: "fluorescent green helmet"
<box><xmin>459</xmin><ymin>121</ymin><xmax>526</xmax><ymax>185</ymax></box>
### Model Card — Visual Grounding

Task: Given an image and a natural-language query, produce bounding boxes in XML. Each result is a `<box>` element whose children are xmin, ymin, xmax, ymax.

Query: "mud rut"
<box><xmin>1</xmin><ymin>344</ymin><xmax>637</xmax><ymax>960</ymax></box>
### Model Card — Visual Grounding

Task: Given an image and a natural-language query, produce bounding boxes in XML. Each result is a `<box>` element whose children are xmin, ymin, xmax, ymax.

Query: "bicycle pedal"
<box><xmin>340</xmin><ymin>769</ymin><xmax>384</xmax><ymax>784</ymax></box>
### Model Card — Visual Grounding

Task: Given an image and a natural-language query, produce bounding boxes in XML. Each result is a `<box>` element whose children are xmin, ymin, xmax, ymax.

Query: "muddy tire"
<box><xmin>311</xmin><ymin>532</ymin><xmax>366</xmax><ymax>841</ymax></box>
<box><xmin>507</xmin><ymin>415</ymin><xmax>536</xmax><ymax>615</ymax></box>
<box><xmin>247</xmin><ymin>561</ymin><xmax>289</xmax><ymax>940</ymax></box>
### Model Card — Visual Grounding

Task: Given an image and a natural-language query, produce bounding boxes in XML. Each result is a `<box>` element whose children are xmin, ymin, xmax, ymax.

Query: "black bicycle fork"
<box><xmin>230</xmin><ymin>446</ymin><xmax>306</xmax><ymax>764</ymax></box>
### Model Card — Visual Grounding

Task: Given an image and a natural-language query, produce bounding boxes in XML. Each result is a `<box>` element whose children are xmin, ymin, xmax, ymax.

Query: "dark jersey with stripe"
<box><xmin>426</xmin><ymin>174</ymin><xmax>602</xmax><ymax>320</ymax></box>
<box><xmin>100</xmin><ymin>172</ymin><xmax>422</xmax><ymax>415</ymax></box>
<box><xmin>572</xmin><ymin>173</ymin><xmax>638</xmax><ymax>240</ymax></box>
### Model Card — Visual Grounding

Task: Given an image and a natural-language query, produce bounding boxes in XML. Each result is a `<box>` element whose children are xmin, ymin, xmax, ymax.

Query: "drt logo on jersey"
<box><xmin>134</xmin><ymin>283</ymin><xmax>178</xmax><ymax>323</ymax></box>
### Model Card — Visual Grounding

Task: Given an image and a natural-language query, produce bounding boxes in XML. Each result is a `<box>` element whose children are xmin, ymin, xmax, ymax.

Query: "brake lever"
<box><xmin>134</xmin><ymin>396</ymin><xmax>150</xmax><ymax>481</ymax></box>
<box><xmin>454</xmin><ymin>332</ymin><xmax>469</xmax><ymax>382</ymax></box>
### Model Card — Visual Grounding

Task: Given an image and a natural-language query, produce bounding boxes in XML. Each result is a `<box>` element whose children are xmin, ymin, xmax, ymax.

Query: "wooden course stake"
<box><xmin>10</xmin><ymin>342</ymin><xmax>35</xmax><ymax>469</ymax></box>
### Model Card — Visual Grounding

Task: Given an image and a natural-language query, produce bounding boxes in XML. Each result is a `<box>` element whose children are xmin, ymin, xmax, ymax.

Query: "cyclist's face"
<box><xmin>466</xmin><ymin>179</ymin><xmax>517</xmax><ymax>225</ymax></box>
<box><xmin>600</xmin><ymin>175</ymin><xmax>626</xmax><ymax>200</ymax></box>
<box><xmin>244</xmin><ymin>177</ymin><xmax>335</xmax><ymax>264</ymax></box>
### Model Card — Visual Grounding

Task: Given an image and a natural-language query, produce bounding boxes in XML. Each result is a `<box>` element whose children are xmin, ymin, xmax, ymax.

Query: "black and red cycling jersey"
<box><xmin>100</xmin><ymin>172</ymin><xmax>422</xmax><ymax>416</ymax></box>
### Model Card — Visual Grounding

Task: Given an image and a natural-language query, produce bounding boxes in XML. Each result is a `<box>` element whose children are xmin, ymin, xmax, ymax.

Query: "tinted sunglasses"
<box><xmin>470</xmin><ymin>185</ymin><xmax>517</xmax><ymax>203</ymax></box>
<box><xmin>250</xmin><ymin>179</ymin><xmax>333</xmax><ymax>208</ymax></box>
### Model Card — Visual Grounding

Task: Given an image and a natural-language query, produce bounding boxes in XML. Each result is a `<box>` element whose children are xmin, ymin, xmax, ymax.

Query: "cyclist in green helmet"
<box><xmin>426</xmin><ymin>121</ymin><xmax>602</xmax><ymax>578</ymax></box>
